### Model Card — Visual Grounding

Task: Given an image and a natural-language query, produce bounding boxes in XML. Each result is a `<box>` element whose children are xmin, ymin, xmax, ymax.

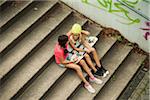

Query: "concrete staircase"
<box><xmin>0</xmin><ymin>1</ymin><xmax>147</xmax><ymax>100</ymax></box>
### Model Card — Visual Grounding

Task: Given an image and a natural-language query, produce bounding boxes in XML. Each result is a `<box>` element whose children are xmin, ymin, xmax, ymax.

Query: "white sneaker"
<box><xmin>84</xmin><ymin>84</ymin><xmax>95</xmax><ymax>93</ymax></box>
<box><xmin>89</xmin><ymin>77</ymin><xmax>103</xmax><ymax>84</ymax></box>
<box><xmin>105</xmin><ymin>70</ymin><xmax>109</xmax><ymax>75</ymax></box>
<box><xmin>103</xmin><ymin>73</ymin><xmax>107</xmax><ymax>78</ymax></box>
<box><xmin>103</xmin><ymin>71</ymin><xmax>109</xmax><ymax>78</ymax></box>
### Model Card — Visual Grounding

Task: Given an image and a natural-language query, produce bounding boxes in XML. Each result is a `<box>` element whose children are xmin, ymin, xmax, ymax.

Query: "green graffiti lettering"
<box><xmin>111</xmin><ymin>2</ymin><xmax>140</xmax><ymax>24</ymax></box>
<box><xmin>82</xmin><ymin>0</ymin><xmax>88</xmax><ymax>3</ymax></box>
<box><xmin>81</xmin><ymin>0</ymin><xmax>141</xmax><ymax>25</ymax></box>
<box><xmin>121</xmin><ymin>0</ymin><xmax>139</xmax><ymax>8</ymax></box>
<box><xmin>97</xmin><ymin>0</ymin><xmax>109</xmax><ymax>8</ymax></box>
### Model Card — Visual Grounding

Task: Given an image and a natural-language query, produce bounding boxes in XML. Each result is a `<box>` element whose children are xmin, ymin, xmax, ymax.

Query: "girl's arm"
<box><xmin>67</xmin><ymin>31</ymin><xmax>83</xmax><ymax>51</ymax></box>
<box><xmin>81</xmin><ymin>30</ymin><xmax>90</xmax><ymax>36</ymax></box>
<box><xmin>69</xmin><ymin>39</ymin><xmax>85</xmax><ymax>52</ymax></box>
<box><xmin>66</xmin><ymin>30</ymin><xmax>72</xmax><ymax>36</ymax></box>
<box><xmin>60</xmin><ymin>55</ymin><xmax>74</xmax><ymax>65</ymax></box>
<box><xmin>80</xmin><ymin>30</ymin><xmax>90</xmax><ymax>43</ymax></box>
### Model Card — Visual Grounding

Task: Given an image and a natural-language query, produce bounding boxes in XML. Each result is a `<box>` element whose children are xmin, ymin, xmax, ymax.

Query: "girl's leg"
<box><xmin>83</xmin><ymin>41</ymin><xmax>101</xmax><ymax>68</ymax></box>
<box><xmin>65</xmin><ymin>63</ymin><xmax>97</xmax><ymax>93</ymax></box>
<box><xmin>79</xmin><ymin>59</ymin><xmax>103</xmax><ymax>85</ymax></box>
<box><xmin>65</xmin><ymin>63</ymin><xmax>89</xmax><ymax>85</ymax></box>
<box><xmin>84</xmin><ymin>53</ymin><xmax>97</xmax><ymax>72</ymax></box>
<box><xmin>92</xmin><ymin>48</ymin><xmax>101</xmax><ymax>67</ymax></box>
<box><xmin>79</xmin><ymin>59</ymin><xmax>95</xmax><ymax>79</ymax></box>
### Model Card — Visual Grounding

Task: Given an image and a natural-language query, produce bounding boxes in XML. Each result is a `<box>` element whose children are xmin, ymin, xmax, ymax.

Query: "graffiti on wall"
<box><xmin>81</xmin><ymin>0</ymin><xmax>150</xmax><ymax>40</ymax></box>
<box><xmin>82</xmin><ymin>0</ymin><xmax>148</xmax><ymax>25</ymax></box>
<box><xmin>81</xmin><ymin>0</ymin><xmax>141</xmax><ymax>24</ymax></box>
<box><xmin>140</xmin><ymin>21</ymin><xmax>150</xmax><ymax>40</ymax></box>
<box><xmin>117</xmin><ymin>0</ymin><xmax>150</xmax><ymax>21</ymax></box>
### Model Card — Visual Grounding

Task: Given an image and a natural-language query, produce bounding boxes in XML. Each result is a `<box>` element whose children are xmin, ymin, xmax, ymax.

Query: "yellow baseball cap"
<box><xmin>71</xmin><ymin>23</ymin><xmax>82</xmax><ymax>35</ymax></box>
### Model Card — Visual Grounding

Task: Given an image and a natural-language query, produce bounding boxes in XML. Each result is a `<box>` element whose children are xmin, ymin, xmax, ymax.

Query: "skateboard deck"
<box><xmin>70</xmin><ymin>36</ymin><xmax>98</xmax><ymax>63</ymax></box>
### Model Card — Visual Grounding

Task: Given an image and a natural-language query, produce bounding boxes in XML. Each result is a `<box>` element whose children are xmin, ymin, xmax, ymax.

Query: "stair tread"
<box><xmin>128</xmin><ymin>71</ymin><xmax>149</xmax><ymax>100</ymax></box>
<box><xmin>96</xmin><ymin>35</ymin><xmax>116</xmax><ymax>58</ymax></box>
<box><xmin>82</xmin><ymin>22</ymin><xmax>102</xmax><ymax>36</ymax></box>
<box><xmin>0</xmin><ymin>1</ymin><xmax>33</xmax><ymax>28</ymax></box>
<box><xmin>0</xmin><ymin>1</ymin><xmax>147</xmax><ymax>100</ymax></box>
<box><xmin>16</xmin><ymin>16</ymin><xmax>87</xmax><ymax>100</ymax></box>
<box><xmin>0</xmin><ymin>1</ymin><xmax>57</xmax><ymax>54</ymax></box>
<box><xmin>17</xmin><ymin>61</ymin><xmax>66</xmax><ymax>100</ymax></box>
<box><xmin>0</xmin><ymin>0</ymin><xmax>7</xmax><ymax>6</ymax></box>
<box><xmin>95</xmin><ymin>53</ymin><xmax>146</xmax><ymax>100</ymax></box>
<box><xmin>44</xmin><ymin>34</ymin><xmax>117</xmax><ymax>100</ymax></box>
<box><xmin>0</xmin><ymin>3</ymin><xmax>71</xmax><ymax>81</ymax></box>
<box><xmin>0</xmin><ymin>13</ymin><xmax>86</xmax><ymax>100</ymax></box>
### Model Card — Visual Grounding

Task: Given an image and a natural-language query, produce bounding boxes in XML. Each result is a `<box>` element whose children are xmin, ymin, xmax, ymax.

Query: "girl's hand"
<box><xmin>73</xmin><ymin>57</ymin><xmax>78</xmax><ymax>62</ymax></box>
<box><xmin>85</xmin><ymin>49</ymin><xmax>91</xmax><ymax>53</ymax></box>
<box><xmin>81</xmin><ymin>30</ymin><xmax>90</xmax><ymax>35</ymax></box>
<box><xmin>78</xmin><ymin>48</ymin><xmax>85</xmax><ymax>52</ymax></box>
<box><xmin>85</xmin><ymin>47</ymin><xmax>95</xmax><ymax>53</ymax></box>
<box><xmin>86</xmin><ymin>31</ymin><xmax>90</xmax><ymax>35</ymax></box>
<box><xmin>71</xmin><ymin>54</ymin><xmax>78</xmax><ymax>63</ymax></box>
<box><xmin>73</xmin><ymin>50</ymin><xmax>77</xmax><ymax>54</ymax></box>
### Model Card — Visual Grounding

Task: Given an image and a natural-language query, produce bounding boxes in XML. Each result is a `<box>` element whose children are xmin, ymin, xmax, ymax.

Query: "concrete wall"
<box><xmin>61</xmin><ymin>0</ymin><xmax>150</xmax><ymax>53</ymax></box>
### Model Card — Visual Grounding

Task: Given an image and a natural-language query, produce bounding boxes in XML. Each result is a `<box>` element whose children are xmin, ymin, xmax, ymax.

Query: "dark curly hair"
<box><xmin>58</xmin><ymin>35</ymin><xmax>69</xmax><ymax>54</ymax></box>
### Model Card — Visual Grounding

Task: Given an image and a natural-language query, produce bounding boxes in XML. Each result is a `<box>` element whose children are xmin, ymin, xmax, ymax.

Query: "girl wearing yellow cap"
<box><xmin>67</xmin><ymin>23</ymin><xmax>109</xmax><ymax>77</ymax></box>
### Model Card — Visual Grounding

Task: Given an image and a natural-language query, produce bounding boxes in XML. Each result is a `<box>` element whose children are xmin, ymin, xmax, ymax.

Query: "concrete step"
<box><xmin>0</xmin><ymin>1</ymin><xmax>58</xmax><ymax>57</ymax></box>
<box><xmin>15</xmin><ymin>14</ymin><xmax>87</xmax><ymax>100</ymax></box>
<box><xmin>94</xmin><ymin>52</ymin><xmax>146</xmax><ymax>100</ymax></box>
<box><xmin>0</xmin><ymin>1</ymin><xmax>33</xmax><ymax>29</ymax></box>
<box><xmin>0</xmin><ymin>1</ymin><xmax>147</xmax><ymax>100</ymax></box>
<box><xmin>0</xmin><ymin>3</ymin><xmax>72</xmax><ymax>84</ymax></box>
<box><xmin>68</xmin><ymin>42</ymin><xmax>132</xmax><ymax>100</ymax></box>
<box><xmin>43</xmin><ymin>32</ymin><xmax>117</xmax><ymax>100</ymax></box>
<box><xmin>118</xmin><ymin>67</ymin><xmax>147</xmax><ymax>100</ymax></box>
<box><xmin>128</xmin><ymin>71</ymin><xmax>149</xmax><ymax>100</ymax></box>
<box><xmin>0</xmin><ymin>13</ymin><xmax>86</xmax><ymax>100</ymax></box>
<box><xmin>0</xmin><ymin>0</ymin><xmax>7</xmax><ymax>6</ymax></box>
<box><xmin>82</xmin><ymin>21</ymin><xmax>102</xmax><ymax>36</ymax></box>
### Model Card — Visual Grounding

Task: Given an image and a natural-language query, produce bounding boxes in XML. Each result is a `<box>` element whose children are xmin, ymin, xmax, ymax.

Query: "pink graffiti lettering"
<box><xmin>140</xmin><ymin>21</ymin><xmax>150</xmax><ymax>40</ymax></box>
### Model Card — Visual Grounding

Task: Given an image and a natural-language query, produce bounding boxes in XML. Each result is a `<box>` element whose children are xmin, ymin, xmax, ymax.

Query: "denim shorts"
<box><xmin>58</xmin><ymin>64</ymin><xmax>65</xmax><ymax>68</ymax></box>
<box><xmin>58</xmin><ymin>53</ymin><xmax>73</xmax><ymax>68</ymax></box>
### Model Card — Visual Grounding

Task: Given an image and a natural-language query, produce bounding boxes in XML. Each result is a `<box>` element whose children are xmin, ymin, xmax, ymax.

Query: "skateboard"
<box><xmin>70</xmin><ymin>36</ymin><xmax>98</xmax><ymax>63</ymax></box>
